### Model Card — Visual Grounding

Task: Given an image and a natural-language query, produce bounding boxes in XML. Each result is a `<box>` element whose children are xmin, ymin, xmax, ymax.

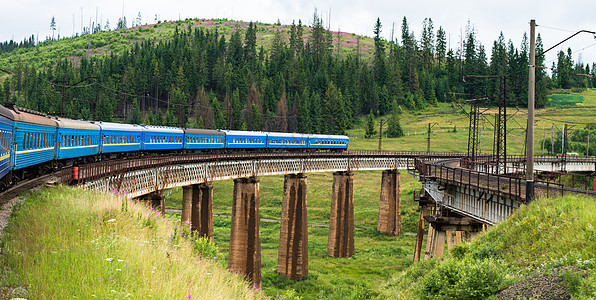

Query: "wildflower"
<box><xmin>106</xmin><ymin>258</ymin><xmax>113</xmax><ymax>262</ymax></box>
<box><xmin>187</xmin><ymin>294</ymin><xmax>192</xmax><ymax>299</ymax></box>
<box><xmin>116</xmin><ymin>269</ymin><xmax>122</xmax><ymax>271</ymax></box>
<box><xmin>107</xmin><ymin>219</ymin><xmax>116</xmax><ymax>223</ymax></box>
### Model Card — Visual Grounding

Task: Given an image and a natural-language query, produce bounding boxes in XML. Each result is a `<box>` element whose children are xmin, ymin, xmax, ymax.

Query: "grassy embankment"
<box><xmin>0</xmin><ymin>187</ymin><xmax>260</xmax><ymax>299</ymax></box>
<box><xmin>379</xmin><ymin>194</ymin><xmax>596</xmax><ymax>299</ymax></box>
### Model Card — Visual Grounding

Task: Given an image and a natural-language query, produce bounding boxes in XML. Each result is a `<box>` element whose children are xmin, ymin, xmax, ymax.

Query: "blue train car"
<box><xmin>183</xmin><ymin>128</ymin><xmax>225</xmax><ymax>150</ymax></box>
<box><xmin>308</xmin><ymin>134</ymin><xmax>349</xmax><ymax>151</ymax></box>
<box><xmin>0</xmin><ymin>105</ymin><xmax>14</xmax><ymax>180</ymax></box>
<box><xmin>142</xmin><ymin>125</ymin><xmax>184</xmax><ymax>151</ymax></box>
<box><xmin>56</xmin><ymin>118</ymin><xmax>101</xmax><ymax>160</ymax></box>
<box><xmin>223</xmin><ymin>130</ymin><xmax>267</xmax><ymax>149</ymax></box>
<box><xmin>96</xmin><ymin>122</ymin><xmax>143</xmax><ymax>154</ymax></box>
<box><xmin>8</xmin><ymin>107</ymin><xmax>58</xmax><ymax>170</ymax></box>
<box><xmin>267</xmin><ymin>132</ymin><xmax>309</xmax><ymax>149</ymax></box>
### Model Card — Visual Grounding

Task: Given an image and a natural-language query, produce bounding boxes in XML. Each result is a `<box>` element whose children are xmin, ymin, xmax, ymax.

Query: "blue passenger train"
<box><xmin>0</xmin><ymin>104</ymin><xmax>349</xmax><ymax>189</ymax></box>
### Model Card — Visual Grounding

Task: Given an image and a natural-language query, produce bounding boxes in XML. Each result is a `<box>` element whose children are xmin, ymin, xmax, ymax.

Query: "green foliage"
<box><xmin>190</xmin><ymin>234</ymin><xmax>219</xmax><ymax>259</ymax></box>
<box><xmin>364</xmin><ymin>110</ymin><xmax>377</xmax><ymax>139</ymax></box>
<box><xmin>420</xmin><ymin>258</ymin><xmax>507</xmax><ymax>299</ymax></box>
<box><xmin>1</xmin><ymin>15</ymin><xmax>555</xmax><ymax>129</ymax></box>
<box><xmin>386</xmin><ymin>108</ymin><xmax>404</xmax><ymax>138</ymax></box>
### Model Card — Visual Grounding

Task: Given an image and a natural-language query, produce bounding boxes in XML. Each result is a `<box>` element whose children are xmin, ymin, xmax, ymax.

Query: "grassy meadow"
<box><xmin>349</xmin><ymin>88</ymin><xmax>596</xmax><ymax>154</ymax></box>
<box><xmin>164</xmin><ymin>171</ymin><xmax>423</xmax><ymax>299</ymax></box>
<box><xmin>0</xmin><ymin>187</ymin><xmax>260</xmax><ymax>299</ymax></box>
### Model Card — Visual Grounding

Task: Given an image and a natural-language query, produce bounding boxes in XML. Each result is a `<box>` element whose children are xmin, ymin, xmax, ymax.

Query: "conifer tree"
<box><xmin>50</xmin><ymin>16</ymin><xmax>56</xmax><ymax>40</ymax></box>
<box><xmin>386</xmin><ymin>108</ymin><xmax>404</xmax><ymax>138</ymax></box>
<box><xmin>365</xmin><ymin>110</ymin><xmax>377</xmax><ymax>138</ymax></box>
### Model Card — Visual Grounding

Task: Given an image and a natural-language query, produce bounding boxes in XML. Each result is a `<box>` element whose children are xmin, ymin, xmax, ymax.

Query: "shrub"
<box><xmin>191</xmin><ymin>234</ymin><xmax>219</xmax><ymax>259</ymax></box>
<box><xmin>421</xmin><ymin>258</ymin><xmax>508</xmax><ymax>299</ymax></box>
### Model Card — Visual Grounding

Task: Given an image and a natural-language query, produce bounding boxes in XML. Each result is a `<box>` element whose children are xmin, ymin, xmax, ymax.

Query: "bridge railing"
<box><xmin>415</xmin><ymin>158</ymin><xmax>524</xmax><ymax>202</ymax></box>
<box><xmin>73</xmin><ymin>151</ymin><xmax>467</xmax><ymax>184</ymax></box>
<box><xmin>416</xmin><ymin>158</ymin><xmax>596</xmax><ymax>202</ymax></box>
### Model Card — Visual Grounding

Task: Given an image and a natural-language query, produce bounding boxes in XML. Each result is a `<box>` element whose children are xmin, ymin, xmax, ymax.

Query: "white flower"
<box><xmin>106</xmin><ymin>258</ymin><xmax>113</xmax><ymax>262</ymax></box>
<box><xmin>107</xmin><ymin>219</ymin><xmax>116</xmax><ymax>223</ymax></box>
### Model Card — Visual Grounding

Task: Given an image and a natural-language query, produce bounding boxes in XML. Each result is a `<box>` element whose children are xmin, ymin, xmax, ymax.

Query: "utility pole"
<box><xmin>587</xmin><ymin>124</ymin><xmax>591</xmax><ymax>156</ymax></box>
<box><xmin>378</xmin><ymin>119</ymin><xmax>385</xmax><ymax>151</ymax></box>
<box><xmin>551</xmin><ymin>125</ymin><xmax>554</xmax><ymax>155</ymax></box>
<box><xmin>526</xmin><ymin>19</ymin><xmax>536</xmax><ymax>203</ymax></box>
<box><xmin>426</xmin><ymin>122</ymin><xmax>437</xmax><ymax>154</ymax></box>
<box><xmin>542</xmin><ymin>127</ymin><xmax>546</xmax><ymax>155</ymax></box>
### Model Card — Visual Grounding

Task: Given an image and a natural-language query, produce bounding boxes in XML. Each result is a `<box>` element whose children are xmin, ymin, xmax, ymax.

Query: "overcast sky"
<box><xmin>2</xmin><ymin>0</ymin><xmax>596</xmax><ymax>67</ymax></box>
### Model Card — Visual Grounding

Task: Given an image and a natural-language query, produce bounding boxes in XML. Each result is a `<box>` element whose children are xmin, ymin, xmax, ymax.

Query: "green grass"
<box><xmin>548</xmin><ymin>93</ymin><xmax>585</xmax><ymax>107</ymax></box>
<box><xmin>379</xmin><ymin>195</ymin><xmax>596</xmax><ymax>299</ymax></box>
<box><xmin>0</xmin><ymin>187</ymin><xmax>260</xmax><ymax>299</ymax></box>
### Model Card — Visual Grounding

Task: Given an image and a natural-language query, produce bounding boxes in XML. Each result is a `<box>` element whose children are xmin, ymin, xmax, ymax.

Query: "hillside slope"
<box><xmin>379</xmin><ymin>194</ymin><xmax>596</xmax><ymax>299</ymax></box>
<box><xmin>0</xmin><ymin>187</ymin><xmax>261</xmax><ymax>299</ymax></box>
<box><xmin>0</xmin><ymin>18</ymin><xmax>376</xmax><ymax>69</ymax></box>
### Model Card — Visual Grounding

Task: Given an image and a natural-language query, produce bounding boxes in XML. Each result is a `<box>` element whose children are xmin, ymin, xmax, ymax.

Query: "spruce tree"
<box><xmin>365</xmin><ymin>110</ymin><xmax>377</xmax><ymax>139</ymax></box>
<box><xmin>386</xmin><ymin>108</ymin><xmax>404</xmax><ymax>138</ymax></box>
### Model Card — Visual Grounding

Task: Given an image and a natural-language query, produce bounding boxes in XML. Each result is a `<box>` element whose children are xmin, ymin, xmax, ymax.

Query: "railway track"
<box><xmin>0</xmin><ymin>173</ymin><xmax>65</xmax><ymax>206</ymax></box>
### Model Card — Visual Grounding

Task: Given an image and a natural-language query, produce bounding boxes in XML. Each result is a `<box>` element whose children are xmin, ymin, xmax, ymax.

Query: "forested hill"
<box><xmin>0</xmin><ymin>15</ymin><xmax>593</xmax><ymax>134</ymax></box>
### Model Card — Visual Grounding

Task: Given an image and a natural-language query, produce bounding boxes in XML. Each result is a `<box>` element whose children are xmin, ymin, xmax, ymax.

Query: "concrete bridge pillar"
<box><xmin>423</xmin><ymin>216</ymin><xmax>483</xmax><ymax>260</ymax></box>
<box><xmin>181</xmin><ymin>184</ymin><xmax>213</xmax><ymax>238</ymax></box>
<box><xmin>138</xmin><ymin>191</ymin><xmax>165</xmax><ymax>213</ymax></box>
<box><xmin>192</xmin><ymin>183</ymin><xmax>214</xmax><ymax>239</ymax></box>
<box><xmin>328</xmin><ymin>171</ymin><xmax>355</xmax><ymax>258</ymax></box>
<box><xmin>377</xmin><ymin>169</ymin><xmax>401</xmax><ymax>236</ymax></box>
<box><xmin>413</xmin><ymin>205</ymin><xmax>428</xmax><ymax>263</ymax></box>
<box><xmin>228</xmin><ymin>177</ymin><xmax>261</xmax><ymax>288</ymax></box>
<box><xmin>277</xmin><ymin>174</ymin><xmax>308</xmax><ymax>280</ymax></box>
<box><xmin>181</xmin><ymin>186</ymin><xmax>194</xmax><ymax>228</ymax></box>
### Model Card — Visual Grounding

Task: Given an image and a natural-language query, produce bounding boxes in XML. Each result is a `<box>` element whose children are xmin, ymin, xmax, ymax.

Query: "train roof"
<box><xmin>309</xmin><ymin>134</ymin><xmax>349</xmax><ymax>140</ymax></box>
<box><xmin>0</xmin><ymin>105</ymin><xmax>14</xmax><ymax>120</ymax></box>
<box><xmin>221</xmin><ymin>130</ymin><xmax>268</xmax><ymax>137</ymax></box>
<box><xmin>2</xmin><ymin>105</ymin><xmax>57</xmax><ymax>127</ymax></box>
<box><xmin>267</xmin><ymin>132</ymin><xmax>308</xmax><ymax>138</ymax></box>
<box><xmin>142</xmin><ymin>125</ymin><xmax>184</xmax><ymax>134</ymax></box>
<box><xmin>55</xmin><ymin>117</ymin><xmax>100</xmax><ymax>130</ymax></box>
<box><xmin>93</xmin><ymin>121</ymin><xmax>144</xmax><ymax>132</ymax></box>
<box><xmin>184</xmin><ymin>128</ymin><xmax>225</xmax><ymax>135</ymax></box>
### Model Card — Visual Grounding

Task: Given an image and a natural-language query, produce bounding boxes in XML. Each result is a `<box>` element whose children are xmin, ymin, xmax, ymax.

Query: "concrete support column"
<box><xmin>181</xmin><ymin>186</ymin><xmax>193</xmax><ymax>228</ymax></box>
<box><xmin>454</xmin><ymin>231</ymin><xmax>463</xmax><ymax>245</ymax></box>
<box><xmin>423</xmin><ymin>224</ymin><xmax>435</xmax><ymax>260</ymax></box>
<box><xmin>192</xmin><ymin>183</ymin><xmax>214</xmax><ymax>239</ymax></box>
<box><xmin>446</xmin><ymin>230</ymin><xmax>454</xmax><ymax>250</ymax></box>
<box><xmin>277</xmin><ymin>174</ymin><xmax>308</xmax><ymax>281</ymax></box>
<box><xmin>378</xmin><ymin>169</ymin><xmax>401</xmax><ymax>236</ymax></box>
<box><xmin>413</xmin><ymin>205</ymin><xmax>428</xmax><ymax>263</ymax></box>
<box><xmin>433</xmin><ymin>229</ymin><xmax>446</xmax><ymax>257</ymax></box>
<box><xmin>424</xmin><ymin>224</ymin><xmax>446</xmax><ymax>259</ymax></box>
<box><xmin>229</xmin><ymin>177</ymin><xmax>261</xmax><ymax>288</ymax></box>
<box><xmin>138</xmin><ymin>191</ymin><xmax>165</xmax><ymax>213</ymax></box>
<box><xmin>327</xmin><ymin>171</ymin><xmax>355</xmax><ymax>258</ymax></box>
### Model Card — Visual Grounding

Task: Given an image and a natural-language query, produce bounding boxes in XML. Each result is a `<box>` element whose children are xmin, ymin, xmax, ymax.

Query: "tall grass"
<box><xmin>0</xmin><ymin>187</ymin><xmax>260</xmax><ymax>299</ymax></box>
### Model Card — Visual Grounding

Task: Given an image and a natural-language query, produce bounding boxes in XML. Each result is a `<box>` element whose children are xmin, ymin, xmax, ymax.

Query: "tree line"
<box><xmin>1</xmin><ymin>13</ymin><xmax>595</xmax><ymax>135</ymax></box>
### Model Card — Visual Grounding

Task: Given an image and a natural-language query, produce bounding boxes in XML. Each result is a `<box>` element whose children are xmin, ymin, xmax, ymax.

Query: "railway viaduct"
<box><xmin>7</xmin><ymin>151</ymin><xmax>596</xmax><ymax>287</ymax></box>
